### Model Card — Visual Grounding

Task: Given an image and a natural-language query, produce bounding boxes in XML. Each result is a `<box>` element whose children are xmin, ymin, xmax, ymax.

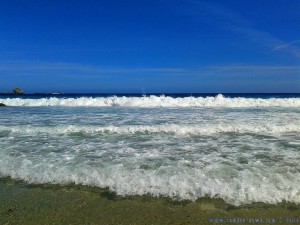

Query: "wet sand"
<box><xmin>0</xmin><ymin>177</ymin><xmax>299</xmax><ymax>225</ymax></box>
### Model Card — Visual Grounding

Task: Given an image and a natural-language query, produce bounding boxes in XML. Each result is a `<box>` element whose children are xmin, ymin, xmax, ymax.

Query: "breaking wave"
<box><xmin>1</xmin><ymin>94</ymin><xmax>300</xmax><ymax>108</ymax></box>
<box><xmin>1</xmin><ymin>150</ymin><xmax>300</xmax><ymax>206</ymax></box>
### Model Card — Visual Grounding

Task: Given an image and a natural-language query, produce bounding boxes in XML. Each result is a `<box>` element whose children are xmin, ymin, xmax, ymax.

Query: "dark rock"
<box><xmin>13</xmin><ymin>88</ymin><xmax>24</xmax><ymax>94</ymax></box>
<box><xmin>6</xmin><ymin>208</ymin><xmax>14</xmax><ymax>214</ymax></box>
<box><xmin>0</xmin><ymin>103</ymin><xmax>6</xmax><ymax>107</ymax></box>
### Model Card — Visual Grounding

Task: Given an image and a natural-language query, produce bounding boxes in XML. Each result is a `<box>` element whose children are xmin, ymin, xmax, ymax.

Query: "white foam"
<box><xmin>0</xmin><ymin>123</ymin><xmax>299</xmax><ymax>135</ymax></box>
<box><xmin>1</xmin><ymin>94</ymin><xmax>300</xmax><ymax>108</ymax></box>
<box><xmin>0</xmin><ymin>152</ymin><xmax>299</xmax><ymax>206</ymax></box>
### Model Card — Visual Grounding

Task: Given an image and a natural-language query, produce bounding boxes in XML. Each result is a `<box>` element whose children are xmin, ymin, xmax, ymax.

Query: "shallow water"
<box><xmin>0</xmin><ymin>177</ymin><xmax>299</xmax><ymax>225</ymax></box>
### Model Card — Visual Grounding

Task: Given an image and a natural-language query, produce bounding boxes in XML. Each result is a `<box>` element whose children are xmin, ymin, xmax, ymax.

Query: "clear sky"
<box><xmin>0</xmin><ymin>0</ymin><xmax>299</xmax><ymax>93</ymax></box>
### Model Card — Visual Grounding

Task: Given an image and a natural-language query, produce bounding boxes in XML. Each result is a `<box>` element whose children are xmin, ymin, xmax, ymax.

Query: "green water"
<box><xmin>0</xmin><ymin>178</ymin><xmax>299</xmax><ymax>225</ymax></box>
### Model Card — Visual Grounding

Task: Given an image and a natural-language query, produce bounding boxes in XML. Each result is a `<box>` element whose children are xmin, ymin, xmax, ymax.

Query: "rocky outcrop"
<box><xmin>13</xmin><ymin>88</ymin><xmax>24</xmax><ymax>94</ymax></box>
<box><xmin>0</xmin><ymin>103</ymin><xmax>6</xmax><ymax>107</ymax></box>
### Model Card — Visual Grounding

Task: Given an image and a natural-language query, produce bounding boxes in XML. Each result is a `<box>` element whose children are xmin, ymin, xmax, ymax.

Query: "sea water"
<box><xmin>0</xmin><ymin>93</ymin><xmax>299</xmax><ymax>206</ymax></box>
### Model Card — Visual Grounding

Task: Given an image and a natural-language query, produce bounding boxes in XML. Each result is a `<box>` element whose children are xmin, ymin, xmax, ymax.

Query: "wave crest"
<box><xmin>1</xmin><ymin>124</ymin><xmax>299</xmax><ymax>135</ymax></box>
<box><xmin>1</xmin><ymin>94</ymin><xmax>300</xmax><ymax>108</ymax></box>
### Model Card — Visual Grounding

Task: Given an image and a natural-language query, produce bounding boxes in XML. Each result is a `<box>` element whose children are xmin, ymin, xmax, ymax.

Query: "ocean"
<box><xmin>0</xmin><ymin>93</ymin><xmax>299</xmax><ymax>208</ymax></box>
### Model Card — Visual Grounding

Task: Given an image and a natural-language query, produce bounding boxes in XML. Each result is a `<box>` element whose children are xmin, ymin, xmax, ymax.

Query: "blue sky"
<box><xmin>0</xmin><ymin>0</ymin><xmax>299</xmax><ymax>93</ymax></box>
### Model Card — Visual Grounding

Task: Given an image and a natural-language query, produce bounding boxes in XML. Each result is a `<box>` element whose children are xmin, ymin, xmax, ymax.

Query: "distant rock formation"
<box><xmin>0</xmin><ymin>103</ymin><xmax>6</xmax><ymax>107</ymax></box>
<box><xmin>13</xmin><ymin>88</ymin><xmax>24</xmax><ymax>94</ymax></box>
<box><xmin>0</xmin><ymin>88</ymin><xmax>25</xmax><ymax>94</ymax></box>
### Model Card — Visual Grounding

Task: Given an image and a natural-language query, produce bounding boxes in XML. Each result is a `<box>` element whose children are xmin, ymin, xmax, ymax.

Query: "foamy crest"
<box><xmin>0</xmin><ymin>124</ymin><xmax>299</xmax><ymax>135</ymax></box>
<box><xmin>1</xmin><ymin>94</ymin><xmax>300</xmax><ymax>108</ymax></box>
<box><xmin>0</xmin><ymin>151</ymin><xmax>299</xmax><ymax>206</ymax></box>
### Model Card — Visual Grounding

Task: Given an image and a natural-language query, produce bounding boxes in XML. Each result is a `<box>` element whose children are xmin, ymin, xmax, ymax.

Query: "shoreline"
<box><xmin>1</xmin><ymin>177</ymin><xmax>299</xmax><ymax>224</ymax></box>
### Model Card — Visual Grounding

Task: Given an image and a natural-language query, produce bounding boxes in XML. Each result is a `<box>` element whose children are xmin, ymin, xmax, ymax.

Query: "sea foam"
<box><xmin>0</xmin><ymin>150</ymin><xmax>299</xmax><ymax>206</ymax></box>
<box><xmin>0</xmin><ymin>124</ymin><xmax>299</xmax><ymax>135</ymax></box>
<box><xmin>1</xmin><ymin>94</ymin><xmax>300</xmax><ymax>108</ymax></box>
